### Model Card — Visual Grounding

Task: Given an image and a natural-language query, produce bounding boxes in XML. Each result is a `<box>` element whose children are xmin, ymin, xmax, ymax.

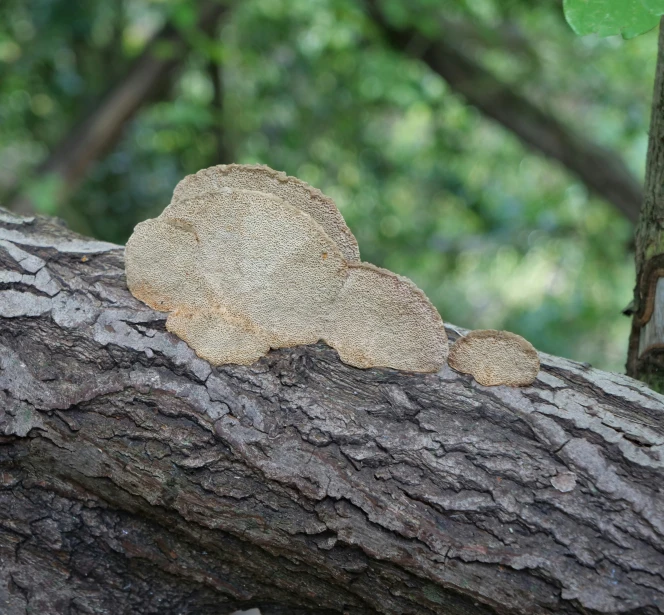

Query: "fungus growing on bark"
<box><xmin>169</xmin><ymin>164</ymin><xmax>360</xmax><ymax>261</ymax></box>
<box><xmin>448</xmin><ymin>329</ymin><xmax>540</xmax><ymax>386</ymax></box>
<box><xmin>326</xmin><ymin>262</ymin><xmax>447</xmax><ymax>372</ymax></box>
<box><xmin>125</xmin><ymin>167</ymin><xmax>448</xmax><ymax>372</ymax></box>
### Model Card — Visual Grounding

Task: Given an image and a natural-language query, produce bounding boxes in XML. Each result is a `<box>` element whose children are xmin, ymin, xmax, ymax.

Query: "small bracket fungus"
<box><xmin>125</xmin><ymin>165</ymin><xmax>448</xmax><ymax>372</ymax></box>
<box><xmin>448</xmin><ymin>329</ymin><xmax>540</xmax><ymax>387</ymax></box>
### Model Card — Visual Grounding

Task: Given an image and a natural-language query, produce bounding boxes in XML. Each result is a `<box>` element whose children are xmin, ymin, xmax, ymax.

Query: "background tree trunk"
<box><xmin>1</xmin><ymin>207</ymin><xmax>664</xmax><ymax>615</ymax></box>
<box><xmin>629</xmin><ymin>18</ymin><xmax>664</xmax><ymax>387</ymax></box>
<box><xmin>366</xmin><ymin>0</ymin><xmax>644</xmax><ymax>223</ymax></box>
<box><xmin>4</xmin><ymin>1</ymin><xmax>228</xmax><ymax>217</ymax></box>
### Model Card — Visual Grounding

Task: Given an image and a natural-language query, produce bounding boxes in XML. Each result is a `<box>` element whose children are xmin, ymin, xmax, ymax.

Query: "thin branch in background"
<box><xmin>7</xmin><ymin>1</ymin><xmax>229</xmax><ymax>216</ymax></box>
<box><xmin>208</xmin><ymin>58</ymin><xmax>230</xmax><ymax>164</ymax></box>
<box><xmin>365</xmin><ymin>0</ymin><xmax>644</xmax><ymax>223</ymax></box>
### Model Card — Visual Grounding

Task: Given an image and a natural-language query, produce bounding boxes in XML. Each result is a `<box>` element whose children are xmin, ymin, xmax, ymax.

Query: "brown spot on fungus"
<box><xmin>125</xmin><ymin>166</ymin><xmax>448</xmax><ymax>372</ymax></box>
<box><xmin>448</xmin><ymin>329</ymin><xmax>539</xmax><ymax>387</ymax></box>
<box><xmin>169</xmin><ymin>164</ymin><xmax>361</xmax><ymax>261</ymax></box>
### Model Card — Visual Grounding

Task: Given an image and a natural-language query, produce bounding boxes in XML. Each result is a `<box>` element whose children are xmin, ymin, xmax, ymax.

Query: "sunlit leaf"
<box><xmin>641</xmin><ymin>0</ymin><xmax>664</xmax><ymax>16</ymax></box>
<box><xmin>563</xmin><ymin>0</ymin><xmax>659</xmax><ymax>39</ymax></box>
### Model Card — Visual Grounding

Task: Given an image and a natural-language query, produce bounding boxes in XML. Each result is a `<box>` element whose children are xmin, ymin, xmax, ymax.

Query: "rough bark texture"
<box><xmin>629</xmin><ymin>18</ymin><xmax>664</xmax><ymax>386</ymax></box>
<box><xmin>1</xmin><ymin>207</ymin><xmax>664</xmax><ymax>615</ymax></box>
<box><xmin>366</xmin><ymin>0</ymin><xmax>644</xmax><ymax>223</ymax></box>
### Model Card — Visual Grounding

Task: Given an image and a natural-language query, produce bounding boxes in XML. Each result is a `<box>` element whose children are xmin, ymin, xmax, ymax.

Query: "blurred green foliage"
<box><xmin>0</xmin><ymin>0</ymin><xmax>657</xmax><ymax>372</ymax></box>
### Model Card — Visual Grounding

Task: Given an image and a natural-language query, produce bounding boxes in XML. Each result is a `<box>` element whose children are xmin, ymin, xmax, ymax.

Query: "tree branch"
<box><xmin>365</xmin><ymin>0</ymin><xmax>643</xmax><ymax>223</ymax></box>
<box><xmin>209</xmin><ymin>58</ymin><xmax>231</xmax><ymax>164</ymax></box>
<box><xmin>7</xmin><ymin>2</ymin><xmax>229</xmax><ymax>216</ymax></box>
<box><xmin>1</xmin><ymin>207</ymin><xmax>663</xmax><ymax>614</ymax></box>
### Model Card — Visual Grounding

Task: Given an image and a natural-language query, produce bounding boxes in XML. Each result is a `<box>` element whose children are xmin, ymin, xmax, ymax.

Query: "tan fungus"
<box><xmin>325</xmin><ymin>263</ymin><xmax>448</xmax><ymax>372</ymax></box>
<box><xmin>448</xmin><ymin>329</ymin><xmax>540</xmax><ymax>387</ymax></box>
<box><xmin>169</xmin><ymin>164</ymin><xmax>361</xmax><ymax>261</ymax></box>
<box><xmin>125</xmin><ymin>165</ymin><xmax>448</xmax><ymax>372</ymax></box>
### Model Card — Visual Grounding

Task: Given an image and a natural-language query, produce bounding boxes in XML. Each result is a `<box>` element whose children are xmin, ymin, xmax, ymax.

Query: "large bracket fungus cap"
<box><xmin>448</xmin><ymin>329</ymin><xmax>540</xmax><ymax>387</ymax></box>
<box><xmin>126</xmin><ymin>187</ymin><xmax>347</xmax><ymax>365</ymax></box>
<box><xmin>125</xmin><ymin>165</ymin><xmax>449</xmax><ymax>372</ymax></box>
<box><xmin>169</xmin><ymin>164</ymin><xmax>361</xmax><ymax>261</ymax></box>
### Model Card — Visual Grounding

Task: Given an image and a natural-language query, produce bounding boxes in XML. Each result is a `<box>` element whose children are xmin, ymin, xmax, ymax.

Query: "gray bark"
<box><xmin>1</xmin><ymin>207</ymin><xmax>664</xmax><ymax>615</ymax></box>
<box><xmin>629</xmin><ymin>18</ymin><xmax>664</xmax><ymax>386</ymax></box>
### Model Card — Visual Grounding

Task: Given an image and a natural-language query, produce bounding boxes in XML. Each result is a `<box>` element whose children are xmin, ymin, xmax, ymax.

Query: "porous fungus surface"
<box><xmin>127</xmin><ymin>188</ymin><xmax>346</xmax><ymax>352</ymax></box>
<box><xmin>326</xmin><ymin>263</ymin><xmax>448</xmax><ymax>372</ymax></box>
<box><xmin>448</xmin><ymin>329</ymin><xmax>540</xmax><ymax>387</ymax></box>
<box><xmin>169</xmin><ymin>164</ymin><xmax>361</xmax><ymax>261</ymax></box>
<box><xmin>125</xmin><ymin>165</ymin><xmax>448</xmax><ymax>372</ymax></box>
<box><xmin>167</xmin><ymin>309</ymin><xmax>270</xmax><ymax>366</ymax></box>
<box><xmin>172</xmin><ymin>189</ymin><xmax>346</xmax><ymax>344</ymax></box>
<box><xmin>124</xmin><ymin>217</ymin><xmax>207</xmax><ymax>312</ymax></box>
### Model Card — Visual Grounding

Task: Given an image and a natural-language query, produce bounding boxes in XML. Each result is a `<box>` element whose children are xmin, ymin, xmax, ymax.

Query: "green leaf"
<box><xmin>642</xmin><ymin>0</ymin><xmax>664</xmax><ymax>16</ymax></box>
<box><xmin>564</xmin><ymin>0</ymin><xmax>659</xmax><ymax>39</ymax></box>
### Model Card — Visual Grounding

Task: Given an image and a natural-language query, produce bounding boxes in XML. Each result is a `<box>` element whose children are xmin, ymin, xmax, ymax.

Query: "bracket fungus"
<box><xmin>448</xmin><ymin>329</ymin><xmax>540</xmax><ymax>387</ymax></box>
<box><xmin>170</xmin><ymin>164</ymin><xmax>360</xmax><ymax>262</ymax></box>
<box><xmin>125</xmin><ymin>165</ymin><xmax>448</xmax><ymax>372</ymax></box>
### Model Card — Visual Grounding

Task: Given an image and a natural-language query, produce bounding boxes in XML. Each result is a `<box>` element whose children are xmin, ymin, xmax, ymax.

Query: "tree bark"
<box><xmin>1</xmin><ymin>207</ymin><xmax>664</xmax><ymax>615</ymax></box>
<box><xmin>366</xmin><ymin>0</ymin><xmax>644</xmax><ymax>224</ymax></box>
<box><xmin>628</xmin><ymin>19</ymin><xmax>664</xmax><ymax>387</ymax></box>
